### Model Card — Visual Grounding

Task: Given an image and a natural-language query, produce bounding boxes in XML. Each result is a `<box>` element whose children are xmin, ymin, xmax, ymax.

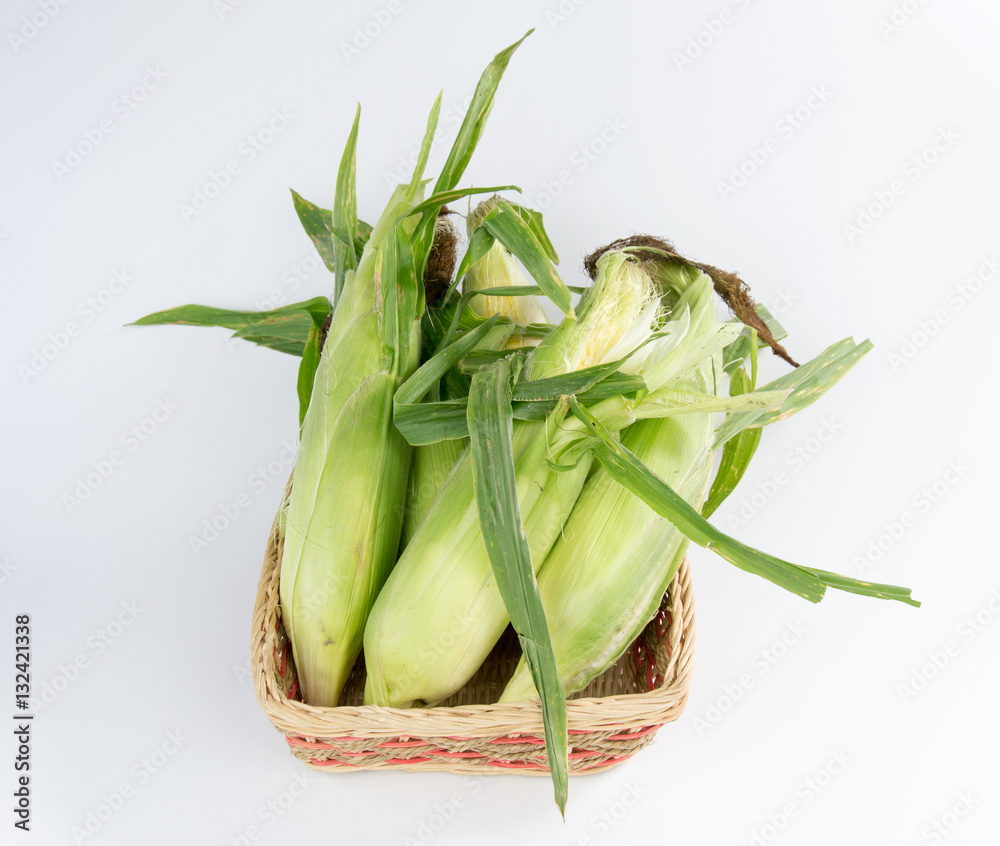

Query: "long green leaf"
<box><xmin>569</xmin><ymin>397</ymin><xmax>919</xmax><ymax>606</ymax></box>
<box><xmin>452</xmin><ymin>226</ymin><xmax>496</xmax><ymax>295</ymax></box>
<box><xmin>233</xmin><ymin>314</ymin><xmax>319</xmax><ymax>356</ymax></box>
<box><xmin>400</xmin><ymin>185</ymin><xmax>520</xmax><ymax>227</ymax></box>
<box><xmin>292</xmin><ymin>189</ymin><xmax>371</xmax><ymax>270</ymax></box>
<box><xmin>377</xmin><ymin>226</ymin><xmax>420</xmax><ymax>374</ymax></box>
<box><xmin>406</xmin><ymin>93</ymin><xmax>442</xmax><ymax>201</ymax></box>
<box><xmin>410</xmin><ymin>30</ymin><xmax>533</xmax><ymax>276</ymax></box>
<box><xmin>722</xmin><ymin>306</ymin><xmax>787</xmax><ymax>374</ymax></box>
<box><xmin>714</xmin><ymin>338</ymin><xmax>873</xmax><ymax>449</ymax></box>
<box><xmin>291</xmin><ymin>191</ymin><xmax>337</xmax><ymax>273</ymax></box>
<box><xmin>702</xmin><ymin>367</ymin><xmax>763</xmax><ymax>518</ymax></box>
<box><xmin>332</xmin><ymin>106</ymin><xmax>361</xmax><ymax>305</ymax></box>
<box><xmin>296</xmin><ymin>321</ymin><xmax>323</xmax><ymax>427</ymax></box>
<box><xmin>482</xmin><ymin>203</ymin><xmax>574</xmax><ymax>316</ymax></box>
<box><xmin>468</xmin><ymin>354</ymin><xmax>568</xmax><ymax>816</ymax></box>
<box><xmin>433</xmin><ymin>31</ymin><xmax>532</xmax><ymax>196</ymax></box>
<box><xmin>395</xmin><ymin>317</ymin><xmax>499</xmax><ymax>408</ymax></box>
<box><xmin>132</xmin><ymin>298</ymin><xmax>332</xmax><ymax>356</ymax></box>
<box><xmin>506</xmin><ymin>202</ymin><xmax>558</xmax><ymax>264</ymax></box>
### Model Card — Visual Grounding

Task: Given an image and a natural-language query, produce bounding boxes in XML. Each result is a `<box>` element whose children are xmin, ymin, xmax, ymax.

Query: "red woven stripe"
<box><xmin>308</xmin><ymin>756</ymin><xmax>434</xmax><ymax>767</ymax></box>
<box><xmin>606</xmin><ymin>724</ymin><xmax>660</xmax><ymax>740</ymax></box>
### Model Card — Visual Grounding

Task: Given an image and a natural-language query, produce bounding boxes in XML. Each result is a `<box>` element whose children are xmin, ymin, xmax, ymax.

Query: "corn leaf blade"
<box><xmin>132</xmin><ymin>298</ymin><xmax>332</xmax><ymax>356</ymax></box>
<box><xmin>332</xmin><ymin>106</ymin><xmax>361</xmax><ymax>305</ymax></box>
<box><xmin>410</xmin><ymin>30</ymin><xmax>533</xmax><ymax>277</ymax></box>
<box><xmin>482</xmin><ymin>204</ymin><xmax>573</xmax><ymax>316</ymax></box>
<box><xmin>468</xmin><ymin>355</ymin><xmax>568</xmax><ymax>816</ymax></box>
<box><xmin>702</xmin><ymin>367</ymin><xmax>763</xmax><ymax>518</ymax></box>
<box><xmin>296</xmin><ymin>321</ymin><xmax>323</xmax><ymax>427</ymax></box>
<box><xmin>569</xmin><ymin>398</ymin><xmax>918</xmax><ymax>606</ymax></box>
<box><xmin>714</xmin><ymin>338</ymin><xmax>872</xmax><ymax>449</ymax></box>
<box><xmin>506</xmin><ymin>202</ymin><xmax>558</xmax><ymax>264</ymax></box>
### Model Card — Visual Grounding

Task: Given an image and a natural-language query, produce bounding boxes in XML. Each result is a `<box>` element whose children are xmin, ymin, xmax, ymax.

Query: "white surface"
<box><xmin>2</xmin><ymin>1</ymin><xmax>998</xmax><ymax>843</ymax></box>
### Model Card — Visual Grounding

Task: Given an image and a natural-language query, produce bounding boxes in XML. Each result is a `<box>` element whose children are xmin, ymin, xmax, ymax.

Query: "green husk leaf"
<box><xmin>378</xmin><ymin>226</ymin><xmax>420</xmax><ymax>372</ymax></box>
<box><xmin>292</xmin><ymin>189</ymin><xmax>370</xmax><ymax>270</ymax></box>
<box><xmin>723</xmin><ymin>306</ymin><xmax>786</xmax><ymax>374</ymax></box>
<box><xmin>132</xmin><ymin>298</ymin><xmax>332</xmax><ymax>356</ymax></box>
<box><xmin>296</xmin><ymin>321</ymin><xmax>323</xmax><ymax>427</ymax></box>
<box><xmin>232</xmin><ymin>315</ymin><xmax>313</xmax><ymax>355</ymax></box>
<box><xmin>568</xmin><ymin>397</ymin><xmax>918</xmax><ymax>606</ymax></box>
<box><xmin>332</xmin><ymin>105</ymin><xmax>361</xmax><ymax>305</ymax></box>
<box><xmin>481</xmin><ymin>203</ymin><xmax>573</xmax><ymax>316</ymax></box>
<box><xmin>410</xmin><ymin>30</ymin><xmax>533</xmax><ymax>279</ymax></box>
<box><xmin>702</xmin><ymin>367</ymin><xmax>763</xmax><ymax>518</ymax></box>
<box><xmin>400</xmin><ymin>185</ymin><xmax>520</xmax><ymax>227</ymax></box>
<box><xmin>433</xmin><ymin>31</ymin><xmax>532</xmax><ymax>196</ymax></box>
<box><xmin>452</xmin><ymin>226</ymin><xmax>497</xmax><ymax>296</ymax></box>
<box><xmin>510</xmin><ymin>357</ymin><xmax>633</xmax><ymax>402</ymax></box>
<box><xmin>405</xmin><ymin>93</ymin><xmax>442</xmax><ymax>200</ymax></box>
<box><xmin>714</xmin><ymin>338</ymin><xmax>873</xmax><ymax>449</ymax></box>
<box><xmin>506</xmin><ymin>202</ymin><xmax>559</xmax><ymax>264</ymax></box>
<box><xmin>467</xmin><ymin>354</ymin><xmax>568</xmax><ymax>816</ymax></box>
<box><xmin>291</xmin><ymin>191</ymin><xmax>337</xmax><ymax>273</ymax></box>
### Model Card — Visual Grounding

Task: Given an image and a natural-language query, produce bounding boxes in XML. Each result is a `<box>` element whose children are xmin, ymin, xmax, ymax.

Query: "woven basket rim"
<box><xmin>251</xmin><ymin>514</ymin><xmax>696</xmax><ymax>741</ymax></box>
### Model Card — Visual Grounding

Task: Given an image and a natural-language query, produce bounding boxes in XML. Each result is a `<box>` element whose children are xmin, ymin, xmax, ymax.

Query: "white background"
<box><xmin>2</xmin><ymin>1</ymin><xmax>998</xmax><ymax>844</ymax></box>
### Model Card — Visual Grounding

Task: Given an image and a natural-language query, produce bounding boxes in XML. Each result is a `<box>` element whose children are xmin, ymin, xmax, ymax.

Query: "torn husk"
<box><xmin>583</xmin><ymin>235</ymin><xmax>799</xmax><ymax>367</ymax></box>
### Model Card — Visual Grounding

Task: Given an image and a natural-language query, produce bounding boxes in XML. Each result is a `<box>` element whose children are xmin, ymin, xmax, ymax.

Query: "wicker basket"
<box><xmin>251</xmin><ymin>513</ymin><xmax>695</xmax><ymax>775</ymax></box>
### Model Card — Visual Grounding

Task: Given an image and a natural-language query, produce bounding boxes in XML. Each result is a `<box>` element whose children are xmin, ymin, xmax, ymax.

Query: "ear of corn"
<box><xmin>500</xmin><ymin>268</ymin><xmax>720</xmax><ymax>701</ymax></box>
<box><xmin>401</xmin><ymin>205</ymin><xmax>553</xmax><ymax>547</ymax></box>
<box><xmin>278</xmin><ymin>187</ymin><xmax>423</xmax><ymax>706</ymax></box>
<box><xmin>362</xmin><ymin>251</ymin><xmax>661</xmax><ymax>708</ymax></box>
<box><xmin>280</xmin><ymin>30</ymin><xmax>534</xmax><ymax>706</ymax></box>
<box><xmin>465</xmin><ymin>198</ymin><xmax>549</xmax><ymax>330</ymax></box>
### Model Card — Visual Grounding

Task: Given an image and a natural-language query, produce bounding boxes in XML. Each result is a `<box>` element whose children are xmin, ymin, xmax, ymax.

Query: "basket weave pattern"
<box><xmin>251</xmin><ymin>517</ymin><xmax>695</xmax><ymax>775</ymax></box>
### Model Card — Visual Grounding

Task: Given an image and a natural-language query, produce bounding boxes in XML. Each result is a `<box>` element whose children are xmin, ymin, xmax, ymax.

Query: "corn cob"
<box><xmin>402</xmin><ymin>204</ymin><xmax>551</xmax><ymax>547</ymax></box>
<box><xmin>278</xmin><ymin>184</ymin><xmax>423</xmax><ymax>707</ymax></box>
<box><xmin>362</xmin><ymin>252</ymin><xmax>659</xmax><ymax>708</ymax></box>
<box><xmin>499</xmin><ymin>264</ymin><xmax>726</xmax><ymax>701</ymax></box>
